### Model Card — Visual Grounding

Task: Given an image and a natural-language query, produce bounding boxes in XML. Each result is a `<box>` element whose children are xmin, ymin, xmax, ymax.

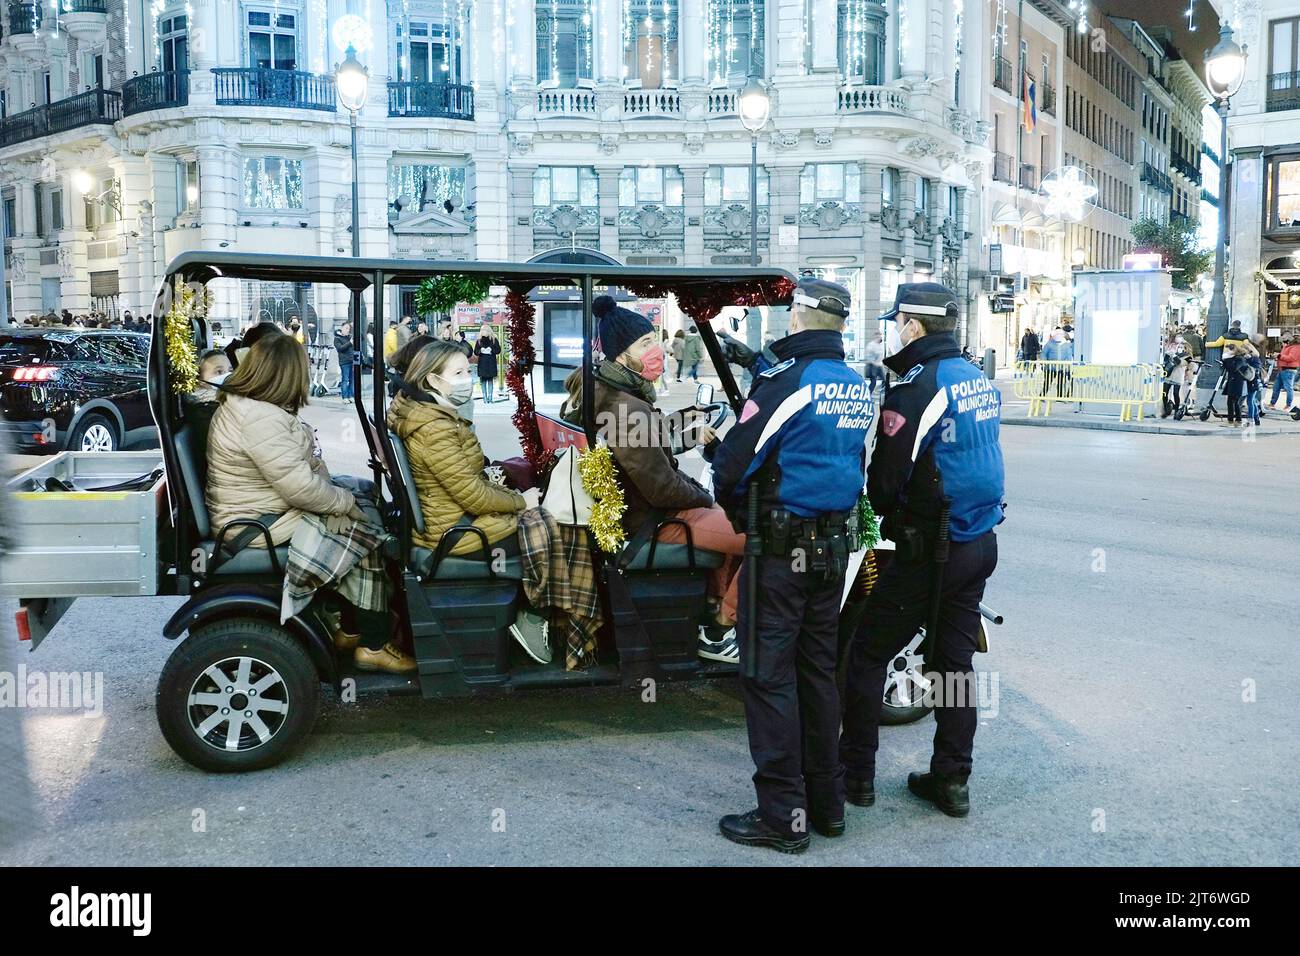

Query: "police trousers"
<box><xmin>738</xmin><ymin>554</ymin><xmax>846</xmax><ymax>834</ymax></box>
<box><xmin>839</xmin><ymin>531</ymin><xmax>998</xmax><ymax>781</ymax></box>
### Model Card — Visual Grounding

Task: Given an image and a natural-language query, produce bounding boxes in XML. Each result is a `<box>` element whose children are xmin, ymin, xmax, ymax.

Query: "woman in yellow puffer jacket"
<box><xmin>387</xmin><ymin>340</ymin><xmax>601</xmax><ymax>667</ymax></box>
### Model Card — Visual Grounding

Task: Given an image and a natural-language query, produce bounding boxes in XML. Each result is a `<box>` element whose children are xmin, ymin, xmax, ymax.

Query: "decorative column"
<box><xmin>193</xmin><ymin>145</ymin><xmax>238</xmax><ymax>322</ymax></box>
<box><xmin>1228</xmin><ymin>147</ymin><xmax>1264</xmax><ymax>333</ymax></box>
<box><xmin>57</xmin><ymin>175</ymin><xmax>90</xmax><ymax>313</ymax></box>
<box><xmin>898</xmin><ymin>168</ymin><xmax>918</xmax><ymax>273</ymax></box>
<box><xmin>10</xmin><ymin>169</ymin><xmax>41</xmax><ymax>317</ymax></box>
<box><xmin>899</xmin><ymin>0</ymin><xmax>927</xmax><ymax>80</ymax></box>
<box><xmin>510</xmin><ymin>1</ymin><xmax>537</xmax><ymax>89</ymax></box>
<box><xmin>508</xmin><ymin>166</ymin><xmax>537</xmax><ymax>260</ymax></box>
<box><xmin>811</xmin><ymin>0</ymin><xmax>837</xmax><ymax>74</ymax></box>
<box><xmin>682</xmin><ymin>164</ymin><xmax>706</xmax><ymax>265</ymax></box>
<box><xmin>774</xmin><ymin>0</ymin><xmax>808</xmax><ymax>77</ymax></box>
<box><xmin>118</xmin><ymin>153</ymin><xmax>152</xmax><ymax>316</ymax></box>
<box><xmin>771</xmin><ymin>163</ymin><xmax>801</xmax><ymax>272</ymax></box>
<box><xmin>189</xmin><ymin>0</ymin><xmax>220</xmax><ymax>105</ymax></box>
<box><xmin>597</xmin><ymin>0</ymin><xmax>622</xmax><ymax>84</ymax></box>
<box><xmin>861</xmin><ymin>161</ymin><xmax>884</xmax><ymax>325</ymax></box>
<box><xmin>681</xmin><ymin>0</ymin><xmax>707</xmax><ymax>86</ymax></box>
<box><xmin>596</xmin><ymin>165</ymin><xmax>621</xmax><ymax>257</ymax></box>
<box><xmin>959</xmin><ymin>0</ymin><xmax>984</xmax><ymax>109</ymax></box>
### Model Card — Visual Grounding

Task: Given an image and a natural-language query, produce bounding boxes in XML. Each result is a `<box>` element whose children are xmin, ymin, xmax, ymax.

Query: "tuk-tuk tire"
<box><xmin>156</xmin><ymin>616</ymin><xmax>320</xmax><ymax>773</ymax></box>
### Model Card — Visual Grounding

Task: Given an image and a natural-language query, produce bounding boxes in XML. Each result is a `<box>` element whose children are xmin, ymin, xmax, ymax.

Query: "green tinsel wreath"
<box><xmin>855</xmin><ymin>493</ymin><xmax>880</xmax><ymax>551</ymax></box>
<box><xmin>414</xmin><ymin>273</ymin><xmax>492</xmax><ymax>316</ymax></box>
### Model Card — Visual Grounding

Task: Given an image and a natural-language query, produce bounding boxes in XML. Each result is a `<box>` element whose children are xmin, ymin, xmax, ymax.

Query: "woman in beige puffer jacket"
<box><xmin>206</xmin><ymin>334</ymin><xmax>415</xmax><ymax>675</ymax></box>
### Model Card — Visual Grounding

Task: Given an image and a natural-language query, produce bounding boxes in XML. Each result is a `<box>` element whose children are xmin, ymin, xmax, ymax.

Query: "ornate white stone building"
<box><xmin>1221</xmin><ymin>0</ymin><xmax>1300</xmax><ymax>334</ymax></box>
<box><xmin>0</xmin><ymin>0</ymin><xmax>991</xmax><ymax>355</ymax></box>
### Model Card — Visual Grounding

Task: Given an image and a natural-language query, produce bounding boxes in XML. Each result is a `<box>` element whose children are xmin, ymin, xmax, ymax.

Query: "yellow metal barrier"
<box><xmin>1012</xmin><ymin>361</ymin><xmax>1160</xmax><ymax>421</ymax></box>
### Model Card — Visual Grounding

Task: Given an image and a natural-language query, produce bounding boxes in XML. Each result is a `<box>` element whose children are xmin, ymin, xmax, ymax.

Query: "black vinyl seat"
<box><xmin>174</xmin><ymin>420</ymin><xmax>287</xmax><ymax>578</ymax></box>
<box><xmin>386</xmin><ymin>429</ymin><xmax>723</xmax><ymax>579</ymax></box>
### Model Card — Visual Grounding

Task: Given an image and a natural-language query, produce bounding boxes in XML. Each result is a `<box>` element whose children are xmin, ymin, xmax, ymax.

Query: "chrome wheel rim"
<box><xmin>80</xmin><ymin>422</ymin><xmax>114</xmax><ymax>452</ymax></box>
<box><xmin>883</xmin><ymin>633</ymin><xmax>931</xmax><ymax>709</ymax></box>
<box><xmin>187</xmin><ymin>656</ymin><xmax>290</xmax><ymax>753</ymax></box>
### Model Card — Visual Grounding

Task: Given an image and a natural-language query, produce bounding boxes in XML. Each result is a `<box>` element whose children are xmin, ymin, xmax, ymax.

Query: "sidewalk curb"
<box><xmin>1000</xmin><ymin>415</ymin><xmax>1298</xmax><ymax>437</ymax></box>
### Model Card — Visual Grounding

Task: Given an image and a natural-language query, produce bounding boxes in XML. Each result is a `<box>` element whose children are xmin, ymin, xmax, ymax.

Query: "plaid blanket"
<box><xmin>281</xmin><ymin>478</ymin><xmax>390</xmax><ymax>624</ymax></box>
<box><xmin>517</xmin><ymin>507</ymin><xmax>603</xmax><ymax>671</ymax></box>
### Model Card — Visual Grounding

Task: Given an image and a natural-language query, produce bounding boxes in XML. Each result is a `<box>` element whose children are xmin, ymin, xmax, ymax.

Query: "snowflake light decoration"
<box><xmin>332</xmin><ymin>14</ymin><xmax>374</xmax><ymax>55</ymax></box>
<box><xmin>1040</xmin><ymin>165</ymin><xmax>1098</xmax><ymax>223</ymax></box>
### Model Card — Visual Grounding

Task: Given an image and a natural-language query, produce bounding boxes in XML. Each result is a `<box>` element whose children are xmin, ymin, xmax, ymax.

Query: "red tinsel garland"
<box><xmin>623</xmin><ymin>276</ymin><xmax>796</xmax><ymax>327</ymax></box>
<box><xmin>503</xmin><ymin>275</ymin><xmax>793</xmax><ymax>478</ymax></box>
<box><xmin>504</xmin><ymin>289</ymin><xmax>554</xmax><ymax>477</ymax></box>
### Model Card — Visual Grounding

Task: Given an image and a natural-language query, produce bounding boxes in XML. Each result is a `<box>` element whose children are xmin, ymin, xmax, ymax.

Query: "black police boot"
<box><xmin>907</xmin><ymin>771</ymin><xmax>970</xmax><ymax>818</ymax></box>
<box><xmin>845</xmin><ymin>778</ymin><xmax>876</xmax><ymax>808</ymax></box>
<box><xmin>718</xmin><ymin>809</ymin><xmax>810</xmax><ymax>854</ymax></box>
<box><xmin>809</xmin><ymin>812</ymin><xmax>845</xmax><ymax>838</ymax></box>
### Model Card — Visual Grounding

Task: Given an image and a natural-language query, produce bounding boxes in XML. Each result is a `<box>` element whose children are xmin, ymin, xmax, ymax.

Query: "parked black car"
<box><xmin>0</xmin><ymin>328</ymin><xmax>156</xmax><ymax>453</ymax></box>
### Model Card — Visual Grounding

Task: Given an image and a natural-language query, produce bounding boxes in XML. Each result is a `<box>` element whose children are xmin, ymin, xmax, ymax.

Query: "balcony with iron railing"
<box><xmin>1170</xmin><ymin>153</ymin><xmax>1201</xmax><ymax>185</ymax></box>
<box><xmin>993</xmin><ymin>57</ymin><xmax>1013</xmax><ymax>95</ymax></box>
<box><xmin>993</xmin><ymin>151</ymin><xmax>1015</xmax><ymax>185</ymax></box>
<box><xmin>122</xmin><ymin>70</ymin><xmax>190</xmax><ymax>116</ymax></box>
<box><xmin>1267</xmin><ymin>72</ymin><xmax>1300</xmax><ymax>113</ymax></box>
<box><xmin>1041</xmin><ymin>83</ymin><xmax>1056</xmax><ymax>117</ymax></box>
<box><xmin>7</xmin><ymin>1</ymin><xmax>40</xmax><ymax>34</ymax></box>
<box><xmin>1200</xmin><ymin>186</ymin><xmax>1219</xmax><ymax>207</ymax></box>
<box><xmin>65</xmin><ymin>0</ymin><xmax>108</xmax><ymax>10</ymax></box>
<box><xmin>1141</xmin><ymin>161</ymin><xmax>1173</xmax><ymax>194</ymax></box>
<box><xmin>387</xmin><ymin>81</ymin><xmax>474</xmax><ymax>119</ymax></box>
<box><xmin>212</xmin><ymin>68</ymin><xmax>335</xmax><ymax>111</ymax></box>
<box><xmin>0</xmin><ymin>87</ymin><xmax>121</xmax><ymax>148</ymax></box>
<box><xmin>1171</xmin><ymin>210</ymin><xmax>1191</xmax><ymax>226</ymax></box>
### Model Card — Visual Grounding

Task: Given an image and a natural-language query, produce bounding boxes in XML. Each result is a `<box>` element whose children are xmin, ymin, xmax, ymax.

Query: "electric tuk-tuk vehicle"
<box><xmin>5</xmin><ymin>253</ymin><xmax>993</xmax><ymax>772</ymax></box>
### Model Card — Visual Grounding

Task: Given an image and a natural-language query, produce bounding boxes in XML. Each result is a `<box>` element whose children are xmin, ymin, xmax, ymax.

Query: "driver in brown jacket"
<box><xmin>562</xmin><ymin>295</ymin><xmax>745</xmax><ymax>662</ymax></box>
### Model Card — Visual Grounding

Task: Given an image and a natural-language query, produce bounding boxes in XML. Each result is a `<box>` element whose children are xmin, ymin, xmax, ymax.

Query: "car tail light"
<box><xmin>11</xmin><ymin>366</ymin><xmax>57</xmax><ymax>381</ymax></box>
<box><xmin>14</xmin><ymin>608</ymin><xmax>31</xmax><ymax>642</ymax></box>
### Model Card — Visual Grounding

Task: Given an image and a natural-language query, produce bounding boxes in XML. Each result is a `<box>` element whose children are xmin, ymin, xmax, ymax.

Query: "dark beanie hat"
<box><xmin>593</xmin><ymin>294</ymin><xmax>654</xmax><ymax>360</ymax></box>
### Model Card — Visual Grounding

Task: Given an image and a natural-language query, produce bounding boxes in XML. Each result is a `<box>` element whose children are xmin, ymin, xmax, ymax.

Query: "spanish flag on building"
<box><xmin>1022</xmin><ymin>70</ymin><xmax>1037</xmax><ymax>133</ymax></box>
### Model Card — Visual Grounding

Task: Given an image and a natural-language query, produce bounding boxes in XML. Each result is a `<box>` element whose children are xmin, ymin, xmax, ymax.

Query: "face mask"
<box><xmin>637</xmin><ymin>344</ymin><xmax>665</xmax><ymax>381</ymax></box>
<box><xmin>885</xmin><ymin>322</ymin><xmax>903</xmax><ymax>355</ymax></box>
<box><xmin>208</xmin><ymin>372</ymin><xmax>230</xmax><ymax>386</ymax></box>
<box><xmin>433</xmin><ymin>373</ymin><xmax>474</xmax><ymax>406</ymax></box>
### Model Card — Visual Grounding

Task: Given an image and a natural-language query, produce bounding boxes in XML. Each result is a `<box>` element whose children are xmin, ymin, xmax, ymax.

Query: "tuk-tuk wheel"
<box><xmin>880</xmin><ymin>631</ymin><xmax>933</xmax><ymax>726</ymax></box>
<box><xmin>156</xmin><ymin>617</ymin><xmax>320</xmax><ymax>773</ymax></box>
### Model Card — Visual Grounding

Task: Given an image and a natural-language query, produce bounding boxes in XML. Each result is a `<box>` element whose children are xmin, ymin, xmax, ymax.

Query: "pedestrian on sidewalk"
<box><xmin>863</xmin><ymin>333</ymin><xmax>885</xmax><ymax>392</ymax></box>
<box><xmin>1040</xmin><ymin>327</ymin><xmax>1073</xmax><ymax>398</ymax></box>
<box><xmin>1269</xmin><ymin>335</ymin><xmax>1300</xmax><ymax>410</ymax></box>
<box><xmin>657</xmin><ymin>329</ymin><xmax>672</xmax><ymax>395</ymax></box>
<box><xmin>473</xmin><ymin>324</ymin><xmax>501</xmax><ymax>403</ymax></box>
<box><xmin>1222</xmin><ymin>344</ymin><xmax>1248</xmax><ymax>427</ymax></box>
<box><xmin>683</xmin><ymin>326</ymin><xmax>705</xmax><ymax>382</ymax></box>
<box><xmin>671</xmin><ymin>329</ymin><xmax>686</xmax><ymax>382</ymax></box>
<box><xmin>335</xmin><ymin>320</ymin><xmax>355</xmax><ymax>404</ymax></box>
<box><xmin>1019</xmin><ymin>327</ymin><xmax>1041</xmax><ymax>363</ymax></box>
<box><xmin>1244</xmin><ymin>342</ymin><xmax>1264</xmax><ymax>426</ymax></box>
<box><xmin>1162</xmin><ymin>339</ymin><xmax>1193</xmax><ymax>418</ymax></box>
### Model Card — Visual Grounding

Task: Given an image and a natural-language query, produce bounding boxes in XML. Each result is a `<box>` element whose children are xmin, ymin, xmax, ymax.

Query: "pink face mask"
<box><xmin>638</xmin><ymin>344</ymin><xmax>666</xmax><ymax>381</ymax></box>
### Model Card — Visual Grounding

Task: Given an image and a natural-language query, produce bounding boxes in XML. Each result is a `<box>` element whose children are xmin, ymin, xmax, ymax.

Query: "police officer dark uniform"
<box><xmin>839</xmin><ymin>282</ymin><xmax>1005</xmax><ymax>818</ymax></box>
<box><xmin>707</xmin><ymin>277</ymin><xmax>875</xmax><ymax>853</ymax></box>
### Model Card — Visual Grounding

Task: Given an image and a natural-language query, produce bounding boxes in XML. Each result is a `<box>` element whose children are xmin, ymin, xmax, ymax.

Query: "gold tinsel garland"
<box><xmin>577</xmin><ymin>444</ymin><xmax>626</xmax><ymax>553</ymax></box>
<box><xmin>164</xmin><ymin>283</ymin><xmax>202</xmax><ymax>395</ymax></box>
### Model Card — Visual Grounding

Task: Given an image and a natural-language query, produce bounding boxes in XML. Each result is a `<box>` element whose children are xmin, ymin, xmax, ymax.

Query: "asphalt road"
<box><xmin>1</xmin><ymin>405</ymin><xmax>1296</xmax><ymax>866</ymax></box>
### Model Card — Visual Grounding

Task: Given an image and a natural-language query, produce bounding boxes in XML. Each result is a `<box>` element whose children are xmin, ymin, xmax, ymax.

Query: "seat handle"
<box><xmin>210</xmin><ymin>519</ymin><xmax>281</xmax><ymax>576</ymax></box>
<box><xmin>429</xmin><ymin>525</ymin><xmax>496</xmax><ymax>579</ymax></box>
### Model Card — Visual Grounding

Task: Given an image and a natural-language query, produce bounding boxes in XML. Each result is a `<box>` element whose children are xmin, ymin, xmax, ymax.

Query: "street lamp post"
<box><xmin>1197</xmin><ymin>25</ymin><xmax>1246</xmax><ymax>394</ymax></box>
<box><xmin>738</xmin><ymin>76</ymin><xmax>771</xmax><ymax>358</ymax></box>
<box><xmin>335</xmin><ymin>45</ymin><xmax>369</xmax><ymax>258</ymax></box>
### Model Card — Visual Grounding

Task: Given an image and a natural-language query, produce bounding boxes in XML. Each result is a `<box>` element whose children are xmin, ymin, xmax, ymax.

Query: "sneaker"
<box><xmin>698</xmin><ymin>625</ymin><xmax>739</xmax><ymax>664</ymax></box>
<box><xmin>354</xmin><ymin>642</ymin><xmax>417</xmax><ymax>674</ymax></box>
<box><xmin>510</xmin><ymin>609</ymin><xmax>552</xmax><ymax>664</ymax></box>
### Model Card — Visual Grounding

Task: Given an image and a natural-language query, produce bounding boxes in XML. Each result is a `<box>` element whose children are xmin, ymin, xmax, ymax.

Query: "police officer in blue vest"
<box><xmin>839</xmin><ymin>282</ymin><xmax>1004</xmax><ymax>818</ymax></box>
<box><xmin>708</xmin><ymin>277</ymin><xmax>875</xmax><ymax>853</ymax></box>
